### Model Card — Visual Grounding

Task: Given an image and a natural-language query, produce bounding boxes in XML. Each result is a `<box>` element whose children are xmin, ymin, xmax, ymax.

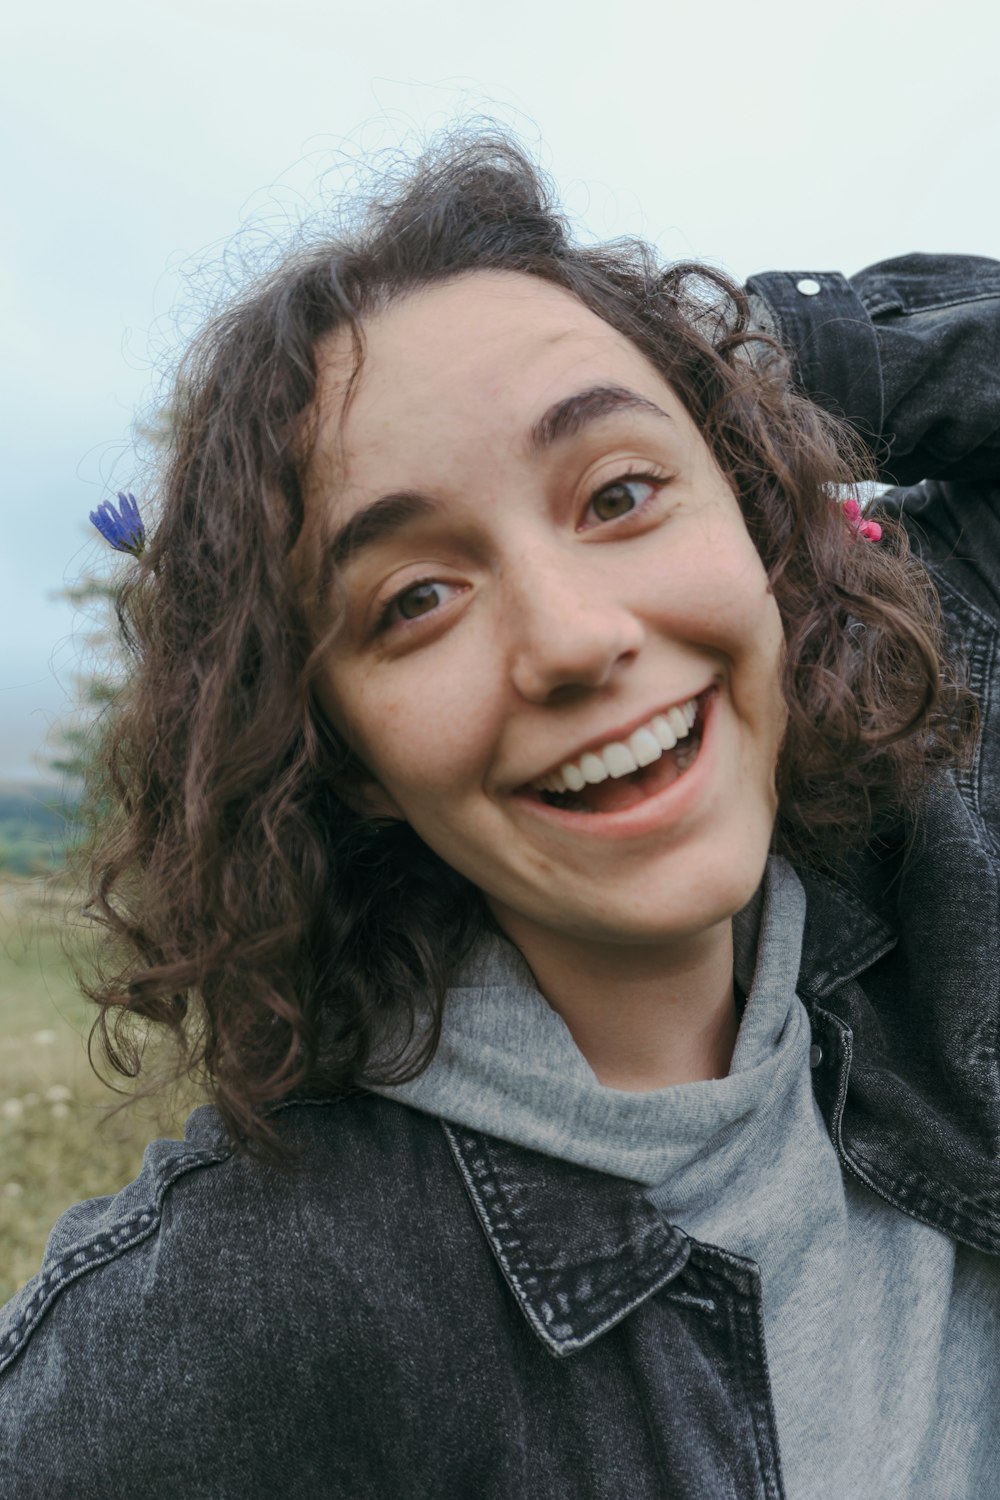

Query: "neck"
<box><xmin>488</xmin><ymin>912</ymin><xmax>740</xmax><ymax>1091</ymax></box>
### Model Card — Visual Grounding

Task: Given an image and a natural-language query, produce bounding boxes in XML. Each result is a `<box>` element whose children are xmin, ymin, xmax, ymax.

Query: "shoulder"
<box><xmin>1</xmin><ymin>1106</ymin><xmax>229</xmax><ymax>1375</ymax></box>
<box><xmin>879</xmin><ymin>478</ymin><xmax>1000</xmax><ymax>628</ymax></box>
<box><xmin>0</xmin><ymin>1093</ymin><xmax>471</xmax><ymax>1494</ymax></box>
<box><xmin>1</xmin><ymin>1093</ymin><xmax>450</xmax><ymax>1366</ymax></box>
<box><xmin>879</xmin><ymin>480</ymin><xmax>1000</xmax><ymax>854</ymax></box>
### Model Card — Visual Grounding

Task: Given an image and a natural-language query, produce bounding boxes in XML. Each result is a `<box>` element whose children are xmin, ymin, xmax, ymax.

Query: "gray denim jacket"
<box><xmin>2</xmin><ymin>255</ymin><xmax>999</xmax><ymax>1500</ymax></box>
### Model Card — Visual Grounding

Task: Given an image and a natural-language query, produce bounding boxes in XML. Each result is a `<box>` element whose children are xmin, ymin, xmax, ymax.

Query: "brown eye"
<box><xmin>397</xmin><ymin>582</ymin><xmax>443</xmax><ymax>619</ymax></box>
<box><xmin>588</xmin><ymin>475</ymin><xmax>658</xmax><ymax>525</ymax></box>
<box><xmin>375</xmin><ymin>578</ymin><xmax>464</xmax><ymax>636</ymax></box>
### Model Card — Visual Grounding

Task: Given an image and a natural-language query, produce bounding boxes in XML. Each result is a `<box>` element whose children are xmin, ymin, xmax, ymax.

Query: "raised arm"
<box><xmin>745</xmin><ymin>254</ymin><xmax>1000</xmax><ymax>486</ymax></box>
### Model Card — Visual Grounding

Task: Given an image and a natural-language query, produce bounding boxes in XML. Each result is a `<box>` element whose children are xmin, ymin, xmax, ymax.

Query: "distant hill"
<box><xmin>0</xmin><ymin>781</ymin><xmax>80</xmax><ymax>875</ymax></box>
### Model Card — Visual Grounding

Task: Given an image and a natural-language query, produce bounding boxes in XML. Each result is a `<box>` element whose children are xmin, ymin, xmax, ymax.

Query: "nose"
<box><xmin>505</xmin><ymin>551</ymin><xmax>646</xmax><ymax>703</ymax></box>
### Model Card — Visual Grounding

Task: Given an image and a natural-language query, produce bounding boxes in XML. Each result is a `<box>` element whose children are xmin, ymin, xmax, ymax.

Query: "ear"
<box><xmin>309</xmin><ymin>705</ymin><xmax>406</xmax><ymax>823</ymax></box>
<box><xmin>330</xmin><ymin>769</ymin><xmax>407</xmax><ymax>824</ymax></box>
<box><xmin>352</xmin><ymin>779</ymin><xmax>407</xmax><ymax>823</ymax></box>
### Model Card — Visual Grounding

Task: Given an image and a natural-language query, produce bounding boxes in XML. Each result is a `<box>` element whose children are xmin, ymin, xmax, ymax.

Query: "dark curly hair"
<box><xmin>77</xmin><ymin>129</ymin><xmax>977</xmax><ymax>1169</ymax></box>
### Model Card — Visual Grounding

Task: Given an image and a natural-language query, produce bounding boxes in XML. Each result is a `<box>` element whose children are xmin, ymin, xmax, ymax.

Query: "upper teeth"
<box><xmin>531</xmin><ymin>696</ymin><xmax>700</xmax><ymax>794</ymax></box>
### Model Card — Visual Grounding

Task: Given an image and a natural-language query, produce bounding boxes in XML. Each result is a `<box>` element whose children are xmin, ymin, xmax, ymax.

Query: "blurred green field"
<box><xmin>0</xmin><ymin>785</ymin><xmax>76</xmax><ymax>876</ymax></box>
<box><xmin>0</xmin><ymin>876</ymin><xmax>205</xmax><ymax>1304</ymax></box>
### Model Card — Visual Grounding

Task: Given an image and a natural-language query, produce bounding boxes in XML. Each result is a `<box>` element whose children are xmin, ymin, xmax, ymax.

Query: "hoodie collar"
<box><xmin>436</xmin><ymin>861</ymin><xmax>897</xmax><ymax>1357</ymax></box>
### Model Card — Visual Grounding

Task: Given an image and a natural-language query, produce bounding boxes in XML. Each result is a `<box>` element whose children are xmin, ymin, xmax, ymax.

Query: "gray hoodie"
<box><xmin>370</xmin><ymin>857</ymin><xmax>1000</xmax><ymax>1498</ymax></box>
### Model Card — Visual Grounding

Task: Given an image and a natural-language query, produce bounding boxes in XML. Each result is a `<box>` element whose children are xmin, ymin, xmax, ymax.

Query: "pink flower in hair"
<box><xmin>843</xmin><ymin>497</ymin><xmax>882</xmax><ymax>543</ymax></box>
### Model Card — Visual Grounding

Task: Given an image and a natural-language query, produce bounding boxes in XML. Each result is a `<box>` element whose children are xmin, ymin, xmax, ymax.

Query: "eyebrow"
<box><xmin>525</xmin><ymin>383</ymin><xmax>673</xmax><ymax>456</ymax></box>
<box><xmin>322</xmin><ymin>383</ymin><xmax>673</xmax><ymax>578</ymax></box>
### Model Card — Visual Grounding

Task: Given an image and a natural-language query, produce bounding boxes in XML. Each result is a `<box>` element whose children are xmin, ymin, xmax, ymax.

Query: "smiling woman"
<box><xmin>3</xmin><ymin>130</ymin><xmax>999</xmax><ymax>1498</ymax></box>
<box><xmin>301</xmin><ymin>269</ymin><xmax>792</xmax><ymax>1075</ymax></box>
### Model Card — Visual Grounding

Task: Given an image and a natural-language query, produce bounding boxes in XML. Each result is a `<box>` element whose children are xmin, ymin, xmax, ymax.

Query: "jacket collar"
<box><xmin>440</xmin><ymin>862</ymin><xmax>899</xmax><ymax>1358</ymax></box>
<box><xmin>794</xmin><ymin>864</ymin><xmax>898</xmax><ymax>1000</ymax></box>
<box><xmin>441</xmin><ymin>1119</ymin><xmax>689</xmax><ymax>1356</ymax></box>
<box><xmin>731</xmin><ymin>855</ymin><xmax>898</xmax><ymax>1003</ymax></box>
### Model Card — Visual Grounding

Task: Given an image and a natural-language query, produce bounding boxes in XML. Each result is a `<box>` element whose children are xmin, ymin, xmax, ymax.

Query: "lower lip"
<box><xmin>511</xmin><ymin>688</ymin><xmax>719</xmax><ymax>842</ymax></box>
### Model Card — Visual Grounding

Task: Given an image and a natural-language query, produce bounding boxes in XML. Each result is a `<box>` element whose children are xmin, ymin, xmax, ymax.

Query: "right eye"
<box><xmin>581</xmin><ymin>471</ymin><xmax>667</xmax><ymax>529</ymax></box>
<box><xmin>376</xmin><ymin>578</ymin><xmax>462</xmax><ymax>632</ymax></box>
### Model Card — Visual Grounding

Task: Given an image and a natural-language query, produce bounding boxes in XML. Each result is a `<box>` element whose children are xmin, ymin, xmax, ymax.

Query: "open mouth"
<box><xmin>521</xmin><ymin>687</ymin><xmax>715</xmax><ymax>817</ymax></box>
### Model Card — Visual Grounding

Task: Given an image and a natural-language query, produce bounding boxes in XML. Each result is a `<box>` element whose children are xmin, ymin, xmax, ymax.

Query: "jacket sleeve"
<box><xmin>744</xmin><ymin>255</ymin><xmax>1000</xmax><ymax>486</ymax></box>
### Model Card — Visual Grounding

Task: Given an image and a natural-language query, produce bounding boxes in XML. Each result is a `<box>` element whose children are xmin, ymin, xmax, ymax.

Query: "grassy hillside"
<box><xmin>0</xmin><ymin>875</ymin><xmax>204</xmax><ymax>1303</ymax></box>
<box><xmin>0</xmin><ymin>782</ymin><xmax>79</xmax><ymax>875</ymax></box>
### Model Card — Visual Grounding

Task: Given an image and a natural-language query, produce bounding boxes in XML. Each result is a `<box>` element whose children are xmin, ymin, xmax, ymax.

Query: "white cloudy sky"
<box><xmin>2</xmin><ymin>0</ymin><xmax>996</xmax><ymax>780</ymax></box>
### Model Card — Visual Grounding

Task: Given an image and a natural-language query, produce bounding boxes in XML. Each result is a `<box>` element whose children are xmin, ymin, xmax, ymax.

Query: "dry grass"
<box><xmin>0</xmin><ymin>876</ymin><xmax>205</xmax><ymax>1303</ymax></box>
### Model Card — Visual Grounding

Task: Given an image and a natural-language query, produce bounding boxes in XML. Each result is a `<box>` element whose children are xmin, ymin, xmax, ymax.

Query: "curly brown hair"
<box><xmin>77</xmin><ymin>129</ymin><xmax>977</xmax><ymax>1169</ymax></box>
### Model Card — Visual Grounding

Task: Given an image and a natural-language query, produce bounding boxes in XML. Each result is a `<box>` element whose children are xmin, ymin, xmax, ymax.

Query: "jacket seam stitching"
<box><xmin>440</xmin><ymin>1123</ymin><xmax>688</xmax><ymax>1355</ymax></box>
<box><xmin>867</xmin><ymin>290</ymin><xmax>1000</xmax><ymax>317</ymax></box>
<box><xmin>0</xmin><ymin>1148</ymin><xmax>228</xmax><ymax>1375</ymax></box>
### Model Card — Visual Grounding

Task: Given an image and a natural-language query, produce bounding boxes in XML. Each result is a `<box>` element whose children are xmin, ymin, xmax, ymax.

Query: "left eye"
<box><xmin>585</xmin><ymin>474</ymin><xmax>661</xmax><ymax>525</ymax></box>
<box><xmin>377</xmin><ymin>577</ymin><xmax>462</xmax><ymax>632</ymax></box>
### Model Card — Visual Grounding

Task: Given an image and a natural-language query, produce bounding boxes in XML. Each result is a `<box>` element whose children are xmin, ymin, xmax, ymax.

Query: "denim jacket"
<box><xmin>2</xmin><ymin>255</ymin><xmax>999</xmax><ymax>1500</ymax></box>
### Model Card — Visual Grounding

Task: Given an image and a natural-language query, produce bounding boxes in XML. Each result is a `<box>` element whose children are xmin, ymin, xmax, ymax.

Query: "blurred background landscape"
<box><xmin>3</xmin><ymin>0</ymin><xmax>996</xmax><ymax>1302</ymax></box>
<box><xmin>0</xmin><ymin>868</ymin><xmax>201</xmax><ymax>1303</ymax></box>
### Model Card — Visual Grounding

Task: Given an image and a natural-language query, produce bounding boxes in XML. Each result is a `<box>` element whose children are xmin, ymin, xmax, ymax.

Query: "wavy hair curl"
<box><xmin>78</xmin><ymin>130</ymin><xmax>977</xmax><ymax>1168</ymax></box>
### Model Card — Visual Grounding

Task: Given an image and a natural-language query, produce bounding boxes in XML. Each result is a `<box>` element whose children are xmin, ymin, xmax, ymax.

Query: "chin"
<box><xmin>539</xmin><ymin>852</ymin><xmax>771</xmax><ymax>950</ymax></box>
<box><xmin>632</xmin><ymin>840</ymin><xmax>772</xmax><ymax>941</ymax></box>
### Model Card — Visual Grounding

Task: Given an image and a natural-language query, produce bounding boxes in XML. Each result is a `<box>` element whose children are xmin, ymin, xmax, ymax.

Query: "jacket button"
<box><xmin>796</xmin><ymin>278</ymin><xmax>822</xmax><ymax>296</ymax></box>
<box><xmin>809</xmin><ymin>1043</ymin><xmax>823</xmax><ymax>1068</ymax></box>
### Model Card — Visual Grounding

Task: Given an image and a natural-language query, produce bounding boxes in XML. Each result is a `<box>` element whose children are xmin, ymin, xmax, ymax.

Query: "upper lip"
<box><xmin>516</xmin><ymin>685</ymin><xmax>713</xmax><ymax>788</ymax></box>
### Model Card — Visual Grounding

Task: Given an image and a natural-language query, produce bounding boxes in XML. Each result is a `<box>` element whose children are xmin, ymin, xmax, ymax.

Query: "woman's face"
<box><xmin>305</xmin><ymin>271</ymin><xmax>787</xmax><ymax>952</ymax></box>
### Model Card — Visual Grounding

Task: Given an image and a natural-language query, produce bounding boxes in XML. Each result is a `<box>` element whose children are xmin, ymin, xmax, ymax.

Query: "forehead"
<box><xmin>313</xmin><ymin>271</ymin><xmax>670</xmax><ymax>477</ymax></box>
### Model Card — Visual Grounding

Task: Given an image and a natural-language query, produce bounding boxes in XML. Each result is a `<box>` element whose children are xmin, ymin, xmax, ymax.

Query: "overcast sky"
<box><xmin>3</xmin><ymin>0</ymin><xmax>997</xmax><ymax>782</ymax></box>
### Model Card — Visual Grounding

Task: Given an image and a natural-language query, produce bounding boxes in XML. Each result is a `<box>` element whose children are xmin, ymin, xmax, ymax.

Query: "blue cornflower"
<box><xmin>89</xmin><ymin>492</ymin><xmax>146</xmax><ymax>557</ymax></box>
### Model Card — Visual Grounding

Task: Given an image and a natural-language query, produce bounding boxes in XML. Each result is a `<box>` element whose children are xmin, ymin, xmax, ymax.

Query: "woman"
<box><xmin>2</xmin><ymin>133</ymin><xmax>999</xmax><ymax>1498</ymax></box>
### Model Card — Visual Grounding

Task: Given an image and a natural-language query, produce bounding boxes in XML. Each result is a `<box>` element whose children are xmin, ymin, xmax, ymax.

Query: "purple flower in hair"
<box><xmin>90</xmin><ymin>492</ymin><xmax>146</xmax><ymax>556</ymax></box>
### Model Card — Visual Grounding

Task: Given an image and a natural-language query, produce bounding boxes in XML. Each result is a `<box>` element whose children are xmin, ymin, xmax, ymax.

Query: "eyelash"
<box><xmin>373</xmin><ymin>468</ymin><xmax>669</xmax><ymax>635</ymax></box>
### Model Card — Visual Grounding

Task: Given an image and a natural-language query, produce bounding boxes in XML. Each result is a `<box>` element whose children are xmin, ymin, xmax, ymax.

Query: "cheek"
<box><xmin>330</xmin><ymin>656</ymin><xmax>502</xmax><ymax>807</ymax></box>
<box><xmin>746</xmin><ymin>597</ymin><xmax>789</xmax><ymax>765</ymax></box>
<box><xmin>676</xmin><ymin>523</ymin><xmax>779</xmax><ymax>651</ymax></box>
<box><xmin>692</xmin><ymin>530</ymin><xmax>786</xmax><ymax>728</ymax></box>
